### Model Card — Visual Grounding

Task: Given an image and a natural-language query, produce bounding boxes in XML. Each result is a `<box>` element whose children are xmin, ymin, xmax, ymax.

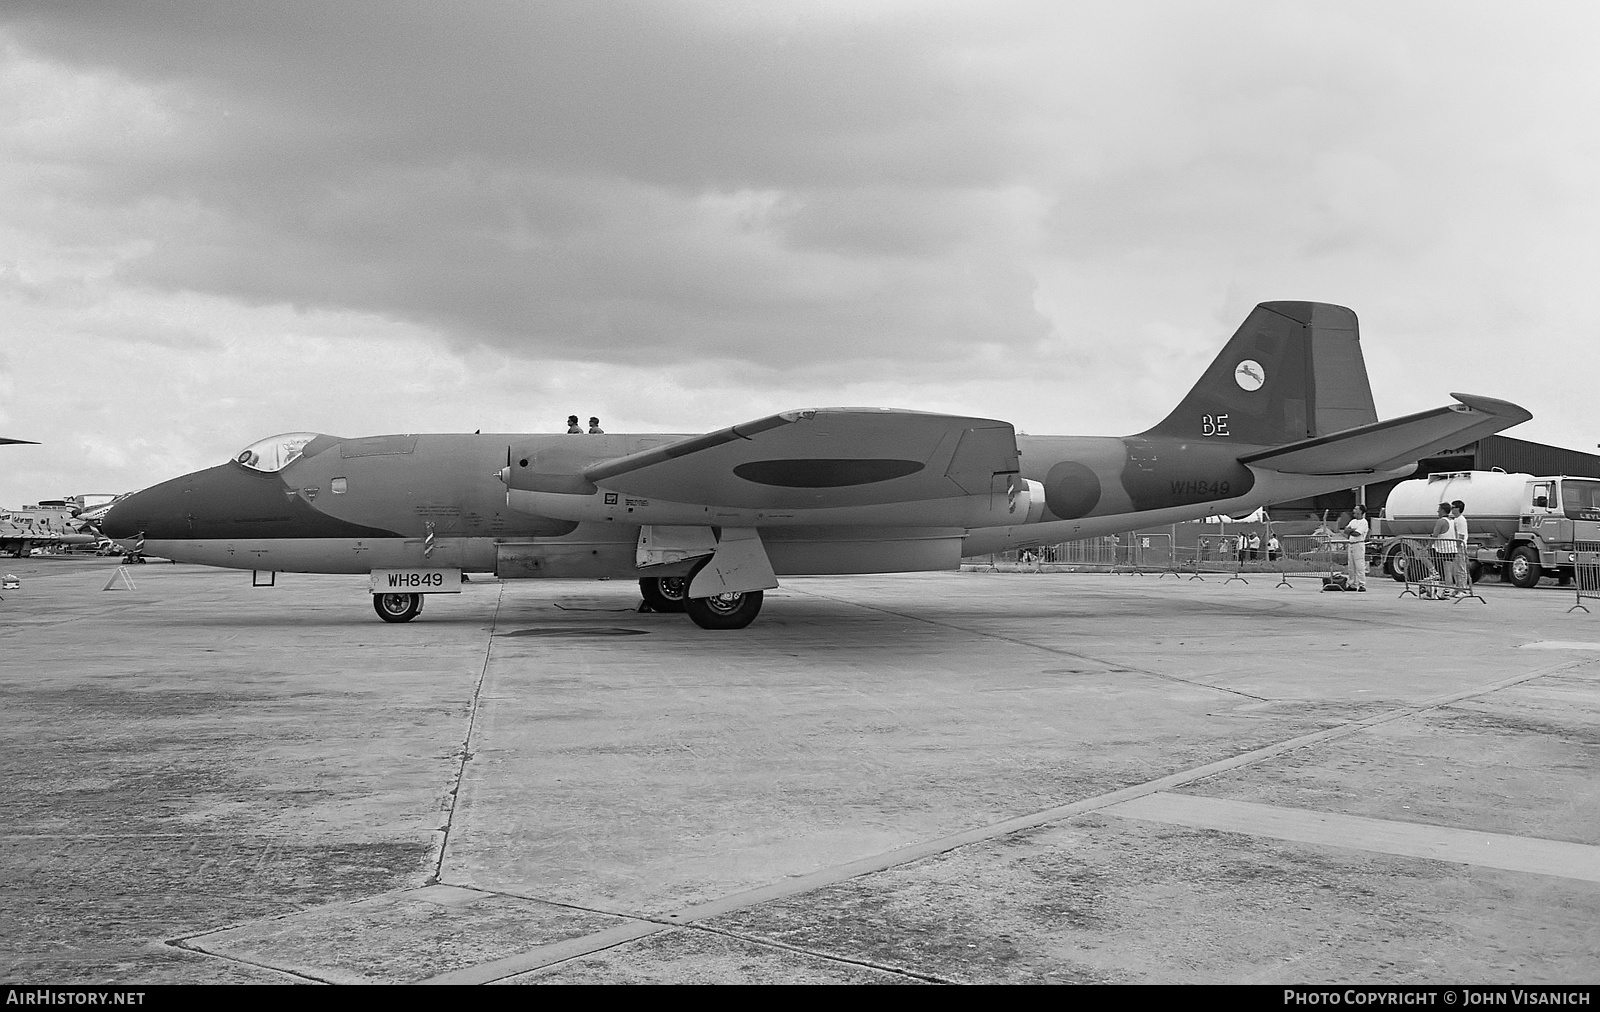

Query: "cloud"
<box><xmin>2</xmin><ymin>1</ymin><xmax>1064</xmax><ymax>383</ymax></box>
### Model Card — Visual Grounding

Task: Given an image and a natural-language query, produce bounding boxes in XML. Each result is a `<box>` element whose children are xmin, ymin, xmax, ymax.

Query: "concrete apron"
<box><xmin>2</xmin><ymin>558</ymin><xmax>1597</xmax><ymax>983</ymax></box>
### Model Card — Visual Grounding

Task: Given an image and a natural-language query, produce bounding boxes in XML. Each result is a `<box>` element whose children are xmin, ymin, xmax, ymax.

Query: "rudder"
<box><xmin>1141</xmin><ymin>302</ymin><xmax>1377</xmax><ymax>446</ymax></box>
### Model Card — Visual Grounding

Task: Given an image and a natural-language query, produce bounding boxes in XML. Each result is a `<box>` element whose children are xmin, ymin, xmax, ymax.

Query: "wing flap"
<box><xmin>1238</xmin><ymin>393</ymin><xmax>1532</xmax><ymax>475</ymax></box>
<box><xmin>584</xmin><ymin>408</ymin><xmax>1020</xmax><ymax>509</ymax></box>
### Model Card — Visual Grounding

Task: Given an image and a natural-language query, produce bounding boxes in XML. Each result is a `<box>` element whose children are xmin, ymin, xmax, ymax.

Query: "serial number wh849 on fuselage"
<box><xmin>367</xmin><ymin>568</ymin><xmax>461</xmax><ymax>593</ymax></box>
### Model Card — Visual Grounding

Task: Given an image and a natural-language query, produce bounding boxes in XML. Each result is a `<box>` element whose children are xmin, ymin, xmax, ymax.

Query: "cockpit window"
<box><xmin>233</xmin><ymin>432</ymin><xmax>322</xmax><ymax>473</ymax></box>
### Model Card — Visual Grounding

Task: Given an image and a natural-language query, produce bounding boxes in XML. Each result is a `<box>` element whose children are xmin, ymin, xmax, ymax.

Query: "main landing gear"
<box><xmin>639</xmin><ymin>574</ymin><xmax>764</xmax><ymax>629</ymax></box>
<box><xmin>638</xmin><ymin>576</ymin><xmax>688</xmax><ymax>612</ymax></box>
<box><xmin>374</xmin><ymin>592</ymin><xmax>424</xmax><ymax>623</ymax></box>
<box><xmin>684</xmin><ymin>589</ymin><xmax>763</xmax><ymax>630</ymax></box>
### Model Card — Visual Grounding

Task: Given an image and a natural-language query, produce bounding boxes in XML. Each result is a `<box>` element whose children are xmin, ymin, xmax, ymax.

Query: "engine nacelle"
<box><xmin>1007</xmin><ymin>478</ymin><xmax>1047</xmax><ymax>525</ymax></box>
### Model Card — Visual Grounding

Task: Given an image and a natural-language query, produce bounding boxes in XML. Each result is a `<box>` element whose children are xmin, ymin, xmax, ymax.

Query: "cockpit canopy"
<box><xmin>233</xmin><ymin>432</ymin><xmax>322</xmax><ymax>473</ymax></box>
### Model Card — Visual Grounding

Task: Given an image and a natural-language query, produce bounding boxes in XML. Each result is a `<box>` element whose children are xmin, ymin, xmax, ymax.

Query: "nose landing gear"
<box><xmin>374</xmin><ymin>592</ymin><xmax>424</xmax><ymax>623</ymax></box>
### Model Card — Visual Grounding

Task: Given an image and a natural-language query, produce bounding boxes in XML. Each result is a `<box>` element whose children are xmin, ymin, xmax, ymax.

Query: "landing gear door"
<box><xmin>636</xmin><ymin>526</ymin><xmax>717</xmax><ymax>569</ymax></box>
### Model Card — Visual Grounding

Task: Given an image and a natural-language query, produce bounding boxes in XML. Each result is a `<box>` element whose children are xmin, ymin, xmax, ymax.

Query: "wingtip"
<box><xmin>1448</xmin><ymin>392</ymin><xmax>1534</xmax><ymax>425</ymax></box>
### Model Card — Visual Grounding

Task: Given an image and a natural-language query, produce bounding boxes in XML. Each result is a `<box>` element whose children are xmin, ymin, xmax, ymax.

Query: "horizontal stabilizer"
<box><xmin>1237</xmin><ymin>393</ymin><xmax>1532</xmax><ymax>475</ymax></box>
<box><xmin>583</xmin><ymin>408</ymin><xmax>1020</xmax><ymax>509</ymax></box>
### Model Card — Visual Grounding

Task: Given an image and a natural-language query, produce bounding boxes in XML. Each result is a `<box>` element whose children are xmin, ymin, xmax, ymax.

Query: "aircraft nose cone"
<box><xmin>98</xmin><ymin>495</ymin><xmax>144</xmax><ymax>539</ymax></box>
<box><xmin>97</xmin><ymin>464</ymin><xmax>250</xmax><ymax>541</ymax></box>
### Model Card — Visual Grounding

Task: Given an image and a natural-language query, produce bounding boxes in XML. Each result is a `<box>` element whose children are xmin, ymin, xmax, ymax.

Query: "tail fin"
<box><xmin>1141</xmin><ymin>302</ymin><xmax>1377</xmax><ymax>446</ymax></box>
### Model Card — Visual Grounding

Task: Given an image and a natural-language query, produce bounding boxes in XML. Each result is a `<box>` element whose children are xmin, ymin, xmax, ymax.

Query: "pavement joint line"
<box><xmin>1</xmin><ymin>833</ymin><xmax>243</xmax><ymax>840</ymax></box>
<box><xmin>784</xmin><ymin>584</ymin><xmax>1270</xmax><ymax>701</ymax></box>
<box><xmin>428</xmin><ymin>581</ymin><xmax>504</xmax><ymax>886</ymax></box>
<box><xmin>671</xmin><ymin>922</ymin><xmax>959</xmax><ymax>984</ymax></box>
<box><xmin>163</xmin><ymin>937</ymin><xmax>336</xmax><ymax>984</ymax></box>
<box><xmin>426</xmin><ymin>882</ymin><xmax>654</xmax><ymax>923</ymax></box>
<box><xmin>416</xmin><ymin>884</ymin><xmax>957</xmax><ymax>983</ymax></box>
<box><xmin>420</xmin><ymin>655</ymin><xmax>1591</xmax><ymax>985</ymax></box>
<box><xmin>1102</xmin><ymin>792</ymin><xmax>1600</xmax><ymax>882</ymax></box>
<box><xmin>422</xmin><ymin>920</ymin><xmax>665</xmax><ymax>984</ymax></box>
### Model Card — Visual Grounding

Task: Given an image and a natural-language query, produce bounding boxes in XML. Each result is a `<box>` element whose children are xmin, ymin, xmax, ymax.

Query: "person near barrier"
<box><xmin>1248</xmin><ymin>532</ymin><xmax>1262</xmax><ymax>561</ymax></box>
<box><xmin>1430</xmin><ymin>502</ymin><xmax>1456</xmax><ymax>595</ymax></box>
<box><xmin>1267</xmin><ymin>534</ymin><xmax>1280</xmax><ymax>562</ymax></box>
<box><xmin>1199</xmin><ymin>537</ymin><xmax>1210</xmax><ymax>562</ymax></box>
<box><xmin>1451</xmin><ymin>500</ymin><xmax>1472</xmax><ymax>592</ymax></box>
<box><xmin>1344</xmin><ymin>505</ymin><xmax>1369</xmax><ymax>591</ymax></box>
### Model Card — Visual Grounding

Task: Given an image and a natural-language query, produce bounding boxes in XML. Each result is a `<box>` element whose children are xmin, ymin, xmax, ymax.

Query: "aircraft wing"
<box><xmin>581</xmin><ymin>408</ymin><xmax>1021</xmax><ymax>509</ymax></box>
<box><xmin>1237</xmin><ymin>392</ymin><xmax>1532</xmax><ymax>475</ymax></box>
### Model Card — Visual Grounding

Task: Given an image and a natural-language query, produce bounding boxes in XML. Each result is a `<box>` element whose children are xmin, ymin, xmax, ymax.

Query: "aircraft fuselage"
<box><xmin>101</xmin><ymin>430</ymin><xmax>1401</xmax><ymax>577</ymax></box>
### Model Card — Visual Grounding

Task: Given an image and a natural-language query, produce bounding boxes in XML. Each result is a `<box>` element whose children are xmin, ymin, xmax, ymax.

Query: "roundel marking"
<box><xmin>1234</xmin><ymin>359</ymin><xmax>1265</xmax><ymax>391</ymax></box>
<box><xmin>1043</xmin><ymin>461</ymin><xmax>1101</xmax><ymax>520</ymax></box>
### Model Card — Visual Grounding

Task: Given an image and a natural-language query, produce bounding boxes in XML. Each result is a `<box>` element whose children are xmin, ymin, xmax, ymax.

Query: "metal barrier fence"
<box><xmin>971</xmin><ymin>534</ymin><xmax>1174</xmax><ymax>572</ymax></box>
<box><xmin>1043</xmin><ymin>536</ymin><xmax>1119</xmax><ymax>566</ymax></box>
<box><xmin>1111</xmin><ymin>533</ymin><xmax>1172</xmax><ymax>575</ymax></box>
<box><xmin>1173</xmin><ymin>533</ymin><xmax>1343</xmax><ymax>586</ymax></box>
<box><xmin>1572</xmin><ymin>542</ymin><xmax>1600</xmax><ymax>613</ymax></box>
<box><xmin>969</xmin><ymin>537</ymin><xmax>1120</xmax><ymax>571</ymax></box>
<box><xmin>1387</xmin><ymin>537</ymin><xmax>1484</xmax><ymax>603</ymax></box>
<box><xmin>1171</xmin><ymin>544</ymin><xmax>1251</xmax><ymax>583</ymax></box>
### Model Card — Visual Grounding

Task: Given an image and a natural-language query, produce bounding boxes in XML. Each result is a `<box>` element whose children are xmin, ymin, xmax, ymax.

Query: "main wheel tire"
<box><xmin>639</xmin><ymin>576</ymin><xmax>688</xmax><ymax>613</ymax></box>
<box><xmin>1507</xmin><ymin>547</ymin><xmax>1541</xmax><ymax>589</ymax></box>
<box><xmin>684</xmin><ymin>589</ymin><xmax>764</xmax><ymax>630</ymax></box>
<box><xmin>374</xmin><ymin>592</ymin><xmax>424</xmax><ymax>623</ymax></box>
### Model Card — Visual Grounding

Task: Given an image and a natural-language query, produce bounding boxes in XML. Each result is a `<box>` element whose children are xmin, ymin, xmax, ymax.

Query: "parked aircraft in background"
<box><xmin>101</xmin><ymin>302</ymin><xmax>1531</xmax><ymax>628</ymax></box>
<box><xmin>69</xmin><ymin>493</ymin><xmax>131</xmax><ymax>526</ymax></box>
<box><xmin>1</xmin><ymin>505</ymin><xmax>98</xmax><ymax>557</ymax></box>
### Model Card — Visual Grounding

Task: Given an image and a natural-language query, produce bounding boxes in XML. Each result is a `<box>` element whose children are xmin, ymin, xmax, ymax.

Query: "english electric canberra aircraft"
<box><xmin>101</xmin><ymin>302</ymin><xmax>1530</xmax><ymax>629</ymax></box>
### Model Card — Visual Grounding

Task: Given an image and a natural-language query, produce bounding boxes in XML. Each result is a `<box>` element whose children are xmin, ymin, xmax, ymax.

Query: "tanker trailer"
<box><xmin>1382</xmin><ymin>471</ymin><xmax>1600</xmax><ymax>587</ymax></box>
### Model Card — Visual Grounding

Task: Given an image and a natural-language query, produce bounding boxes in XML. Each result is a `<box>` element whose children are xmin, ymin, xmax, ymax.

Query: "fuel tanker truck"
<box><xmin>1381</xmin><ymin>471</ymin><xmax>1600</xmax><ymax>587</ymax></box>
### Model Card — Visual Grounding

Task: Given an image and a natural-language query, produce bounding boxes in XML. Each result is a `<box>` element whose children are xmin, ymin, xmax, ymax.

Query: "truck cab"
<box><xmin>1506</xmin><ymin>476</ymin><xmax>1600</xmax><ymax>587</ymax></box>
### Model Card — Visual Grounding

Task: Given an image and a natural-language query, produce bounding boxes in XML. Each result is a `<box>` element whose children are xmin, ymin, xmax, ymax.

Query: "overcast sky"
<box><xmin>2</xmin><ymin>1</ymin><xmax>1597</xmax><ymax>504</ymax></box>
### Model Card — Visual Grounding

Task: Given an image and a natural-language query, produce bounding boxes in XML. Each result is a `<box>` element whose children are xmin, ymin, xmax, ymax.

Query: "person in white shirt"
<box><xmin>1344</xmin><ymin>505</ymin><xmax>1370</xmax><ymax>591</ymax></box>
<box><xmin>1429</xmin><ymin>502</ymin><xmax>1456</xmax><ymax>592</ymax></box>
<box><xmin>1450</xmin><ymin>500</ymin><xmax>1471</xmax><ymax>592</ymax></box>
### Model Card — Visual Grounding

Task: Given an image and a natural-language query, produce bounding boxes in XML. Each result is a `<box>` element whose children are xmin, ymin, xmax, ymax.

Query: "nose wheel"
<box><xmin>373</xmin><ymin>592</ymin><xmax>424</xmax><ymax>623</ymax></box>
